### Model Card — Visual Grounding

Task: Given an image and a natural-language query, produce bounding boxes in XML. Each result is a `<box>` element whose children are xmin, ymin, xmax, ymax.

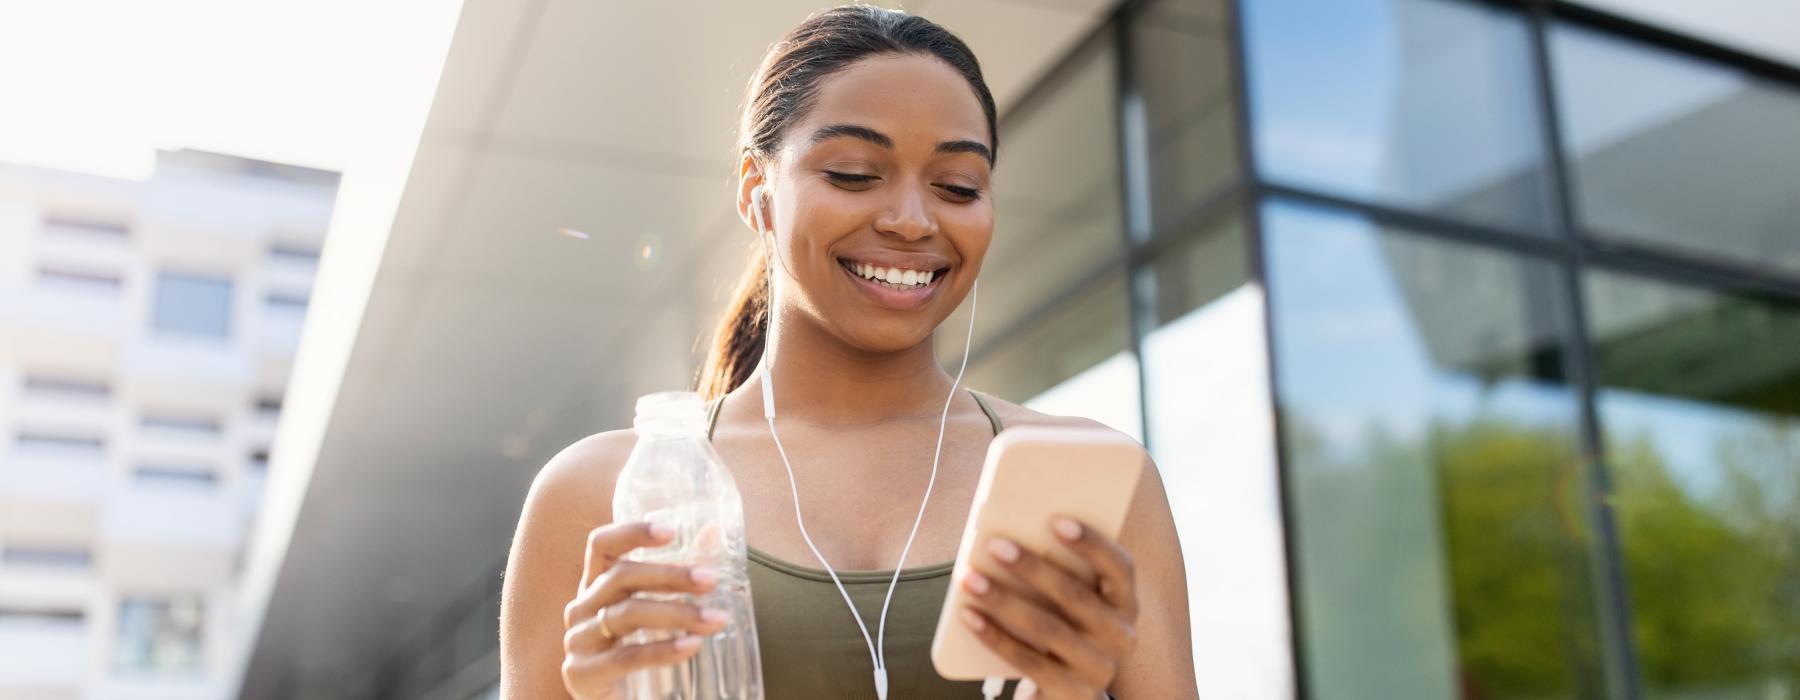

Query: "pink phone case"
<box><xmin>930</xmin><ymin>425</ymin><xmax>1146</xmax><ymax>680</ymax></box>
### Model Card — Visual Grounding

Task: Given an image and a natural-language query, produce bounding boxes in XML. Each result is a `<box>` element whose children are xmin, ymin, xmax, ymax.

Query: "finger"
<box><xmin>1051</xmin><ymin>516</ymin><xmax>1138</xmax><ymax>618</ymax></box>
<box><xmin>987</xmin><ymin>536</ymin><xmax>1134</xmax><ymax>658</ymax></box>
<box><xmin>606</xmin><ymin>599</ymin><xmax>730</xmax><ymax>640</ymax></box>
<box><xmin>562</xmin><ymin>635</ymin><xmax>702</xmax><ymax>693</ymax></box>
<box><xmin>961</xmin><ymin>569</ymin><xmax>1114</xmax><ymax>685</ymax></box>
<box><xmin>565</xmin><ymin>561</ymin><xmax>718</xmax><ymax>628</ymax></box>
<box><xmin>564</xmin><ymin>611</ymin><xmax>622</xmax><ymax>657</ymax></box>
<box><xmin>957</xmin><ymin>606</ymin><xmax>1085</xmax><ymax>694</ymax></box>
<box><xmin>582</xmin><ymin>521</ymin><xmax>674</xmax><ymax>591</ymax></box>
<box><xmin>604</xmin><ymin>635</ymin><xmax>704</xmax><ymax>675</ymax></box>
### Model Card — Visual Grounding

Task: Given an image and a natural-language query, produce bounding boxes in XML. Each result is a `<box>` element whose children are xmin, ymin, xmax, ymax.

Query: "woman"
<box><xmin>500</xmin><ymin>6</ymin><xmax>1196</xmax><ymax>698</ymax></box>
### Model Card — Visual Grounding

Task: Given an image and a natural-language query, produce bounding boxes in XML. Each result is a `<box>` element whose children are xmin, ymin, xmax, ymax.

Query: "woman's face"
<box><xmin>746</xmin><ymin>53</ymin><xmax>994</xmax><ymax>354</ymax></box>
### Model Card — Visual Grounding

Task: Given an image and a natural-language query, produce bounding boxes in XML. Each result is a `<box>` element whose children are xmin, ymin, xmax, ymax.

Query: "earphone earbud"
<box><xmin>749</xmin><ymin>183</ymin><xmax>769</xmax><ymax>234</ymax></box>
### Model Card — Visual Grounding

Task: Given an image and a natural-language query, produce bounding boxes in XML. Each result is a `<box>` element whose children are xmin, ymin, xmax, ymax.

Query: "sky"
<box><xmin>0</xmin><ymin>0</ymin><xmax>465</xmax><ymax>180</ymax></box>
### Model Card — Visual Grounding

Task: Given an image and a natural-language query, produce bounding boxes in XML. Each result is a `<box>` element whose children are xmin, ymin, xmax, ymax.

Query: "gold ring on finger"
<box><xmin>597</xmin><ymin>606</ymin><xmax>619</xmax><ymax>643</ymax></box>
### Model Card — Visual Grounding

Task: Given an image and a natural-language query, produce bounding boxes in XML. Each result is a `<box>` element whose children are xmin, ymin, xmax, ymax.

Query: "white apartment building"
<box><xmin>0</xmin><ymin>149</ymin><xmax>338</xmax><ymax>700</ymax></box>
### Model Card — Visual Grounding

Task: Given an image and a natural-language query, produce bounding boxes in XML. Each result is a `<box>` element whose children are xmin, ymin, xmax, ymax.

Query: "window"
<box><xmin>249</xmin><ymin>448</ymin><xmax>271</xmax><ymax>471</ymax></box>
<box><xmin>1129</xmin><ymin>0</ymin><xmax>1240</xmax><ymax>234</ymax></box>
<box><xmin>1141</xmin><ymin>205</ymin><xmax>1292</xmax><ymax>698</ymax></box>
<box><xmin>1263</xmin><ymin>199</ymin><xmax>1605</xmax><ymax>697</ymax></box>
<box><xmin>0</xmin><ymin>546</ymin><xmax>93</xmax><ymax>570</ymax></box>
<box><xmin>36</xmin><ymin>266</ymin><xmax>123</xmax><ymax>295</ymax></box>
<box><xmin>43</xmin><ymin>215</ymin><xmax>128</xmax><ymax>240</ymax></box>
<box><xmin>977</xmin><ymin>38</ymin><xmax>1126</xmax><ymax>352</ymax></box>
<box><xmin>140</xmin><ymin>413</ymin><xmax>223</xmax><ymax>438</ymax></box>
<box><xmin>265</xmin><ymin>292</ymin><xmax>309</xmax><ymax>315</ymax></box>
<box><xmin>0</xmin><ymin>607</ymin><xmax>85</xmax><ymax>630</ymax></box>
<box><xmin>12</xmin><ymin>433</ymin><xmax>105</xmax><ymax>462</ymax></box>
<box><xmin>134</xmin><ymin>466</ymin><xmax>219</xmax><ymax>488</ymax></box>
<box><xmin>254</xmin><ymin>396</ymin><xmax>283</xmax><ymax>415</ymax></box>
<box><xmin>268</xmin><ymin>242</ymin><xmax>321</xmax><ymax>265</ymax></box>
<box><xmin>1551</xmin><ymin>24</ymin><xmax>1800</xmax><ymax>274</ymax></box>
<box><xmin>151</xmin><ymin>272</ymin><xmax>232</xmax><ymax>339</ymax></box>
<box><xmin>963</xmin><ymin>270</ymin><xmax>1141</xmax><ymax>442</ymax></box>
<box><xmin>1243</xmin><ymin>0</ymin><xmax>1554</xmax><ymax>232</ymax></box>
<box><xmin>112</xmin><ymin>597</ymin><xmax>205</xmax><ymax>675</ymax></box>
<box><xmin>1583</xmin><ymin>270</ymin><xmax>1800</xmax><ymax>694</ymax></box>
<box><xmin>23</xmin><ymin>375</ymin><xmax>111</xmax><ymax>401</ymax></box>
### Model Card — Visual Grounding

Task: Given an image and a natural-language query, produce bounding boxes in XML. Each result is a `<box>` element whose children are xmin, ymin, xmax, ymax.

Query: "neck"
<box><xmin>750</xmin><ymin>304</ymin><xmax>964</xmax><ymax>428</ymax></box>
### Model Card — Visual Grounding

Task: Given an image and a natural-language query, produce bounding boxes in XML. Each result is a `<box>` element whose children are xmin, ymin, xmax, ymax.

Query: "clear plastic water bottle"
<box><xmin>613</xmin><ymin>391</ymin><xmax>763</xmax><ymax>699</ymax></box>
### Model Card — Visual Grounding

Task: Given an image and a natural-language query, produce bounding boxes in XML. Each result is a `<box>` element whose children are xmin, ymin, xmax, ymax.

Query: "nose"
<box><xmin>872</xmin><ymin>183</ymin><xmax>938</xmax><ymax>241</ymax></box>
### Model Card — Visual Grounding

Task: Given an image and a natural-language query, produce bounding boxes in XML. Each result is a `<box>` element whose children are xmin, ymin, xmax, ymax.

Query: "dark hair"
<box><xmin>694</xmin><ymin>5</ymin><xmax>1000</xmax><ymax>401</ymax></box>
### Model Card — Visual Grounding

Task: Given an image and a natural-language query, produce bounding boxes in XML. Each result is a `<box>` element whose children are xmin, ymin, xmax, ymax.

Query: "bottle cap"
<box><xmin>633</xmin><ymin>391</ymin><xmax>707</xmax><ymax>436</ymax></box>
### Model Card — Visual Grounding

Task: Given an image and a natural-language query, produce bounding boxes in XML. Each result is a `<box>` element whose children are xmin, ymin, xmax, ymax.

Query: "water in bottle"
<box><xmin>613</xmin><ymin>391</ymin><xmax>763</xmax><ymax>699</ymax></box>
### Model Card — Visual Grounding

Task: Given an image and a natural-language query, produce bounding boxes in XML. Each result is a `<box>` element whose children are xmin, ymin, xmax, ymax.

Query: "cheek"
<box><xmin>948</xmin><ymin>209</ymin><xmax>995</xmax><ymax>273</ymax></box>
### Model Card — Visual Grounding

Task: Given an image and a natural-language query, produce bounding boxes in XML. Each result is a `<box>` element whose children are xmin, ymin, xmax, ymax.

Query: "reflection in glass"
<box><xmin>1243</xmin><ymin>0</ymin><xmax>1553</xmax><ymax>231</ymax></box>
<box><xmin>1585</xmin><ymin>271</ymin><xmax>1800</xmax><ymax>696</ymax></box>
<box><xmin>950</xmin><ymin>36</ymin><xmax>1138</xmax><ymax>439</ymax></box>
<box><xmin>1264</xmin><ymin>200</ymin><xmax>1605</xmax><ymax>698</ymax></box>
<box><xmin>1551</xmin><ymin>25</ymin><xmax>1800</xmax><ymax>274</ymax></box>
<box><xmin>979</xmin><ymin>39</ymin><xmax>1124</xmax><ymax>348</ymax></box>
<box><xmin>1131</xmin><ymin>0</ymin><xmax>1239</xmax><ymax>234</ymax></box>
<box><xmin>113</xmin><ymin>597</ymin><xmax>205</xmax><ymax>675</ymax></box>
<box><xmin>152</xmin><ymin>271</ymin><xmax>233</xmax><ymax>339</ymax></box>
<box><xmin>960</xmin><ymin>270</ymin><xmax>1140</xmax><ymax>442</ymax></box>
<box><xmin>1142</xmin><ymin>208</ymin><xmax>1291</xmax><ymax>699</ymax></box>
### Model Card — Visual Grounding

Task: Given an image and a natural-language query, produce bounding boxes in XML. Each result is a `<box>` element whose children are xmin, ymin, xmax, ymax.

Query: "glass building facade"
<box><xmin>959</xmin><ymin>0</ymin><xmax>1800</xmax><ymax>698</ymax></box>
<box><xmin>403</xmin><ymin>2</ymin><xmax>1800</xmax><ymax>698</ymax></box>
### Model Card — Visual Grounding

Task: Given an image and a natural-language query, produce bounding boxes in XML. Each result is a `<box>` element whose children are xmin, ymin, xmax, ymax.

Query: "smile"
<box><xmin>837</xmin><ymin>258</ymin><xmax>949</xmax><ymax>311</ymax></box>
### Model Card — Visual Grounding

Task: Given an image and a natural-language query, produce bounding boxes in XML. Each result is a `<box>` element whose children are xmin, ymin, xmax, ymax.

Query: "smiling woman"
<box><xmin>498</xmin><ymin>6</ymin><xmax>1197</xmax><ymax>699</ymax></box>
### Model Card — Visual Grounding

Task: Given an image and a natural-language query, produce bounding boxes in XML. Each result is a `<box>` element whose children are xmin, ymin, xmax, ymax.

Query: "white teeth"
<box><xmin>847</xmin><ymin>261</ymin><xmax>940</xmax><ymax>288</ymax></box>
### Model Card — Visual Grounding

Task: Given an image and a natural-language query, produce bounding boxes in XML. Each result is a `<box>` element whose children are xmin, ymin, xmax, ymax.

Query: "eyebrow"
<box><xmin>808</xmin><ymin>123</ymin><xmax>994</xmax><ymax>164</ymax></box>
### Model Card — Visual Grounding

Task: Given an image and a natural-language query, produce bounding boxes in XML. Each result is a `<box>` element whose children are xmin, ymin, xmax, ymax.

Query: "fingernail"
<box><xmin>964</xmin><ymin>570</ymin><xmax>991</xmax><ymax>595</ymax></box>
<box><xmin>700</xmin><ymin>607</ymin><xmax>729</xmax><ymax>623</ymax></box>
<box><xmin>1053</xmin><ymin>517</ymin><xmax>1082</xmax><ymax>542</ymax></box>
<box><xmin>987</xmin><ymin>537</ymin><xmax>1020</xmax><ymax>564</ymax></box>
<box><xmin>649</xmin><ymin>524</ymin><xmax>675</xmax><ymax>540</ymax></box>
<box><xmin>959</xmin><ymin>608</ymin><xmax>987</xmax><ymax>632</ymax></box>
<box><xmin>675</xmin><ymin>635</ymin><xmax>701</xmax><ymax>650</ymax></box>
<box><xmin>691</xmin><ymin>567</ymin><xmax>719</xmax><ymax>585</ymax></box>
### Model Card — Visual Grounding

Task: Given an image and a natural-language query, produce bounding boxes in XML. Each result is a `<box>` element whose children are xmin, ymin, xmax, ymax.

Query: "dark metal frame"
<box><xmin>1524</xmin><ymin>1</ymin><xmax>1642</xmax><ymax>695</ymax></box>
<box><xmin>1222</xmin><ymin>1</ymin><xmax>1800</xmax><ymax>700</ymax></box>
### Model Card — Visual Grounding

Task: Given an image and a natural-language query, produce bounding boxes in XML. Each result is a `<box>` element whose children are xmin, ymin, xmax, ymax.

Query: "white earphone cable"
<box><xmin>875</xmin><ymin>278</ymin><xmax>976</xmax><ymax>662</ymax></box>
<box><xmin>751</xmin><ymin>184</ymin><xmax>983</xmax><ymax>699</ymax></box>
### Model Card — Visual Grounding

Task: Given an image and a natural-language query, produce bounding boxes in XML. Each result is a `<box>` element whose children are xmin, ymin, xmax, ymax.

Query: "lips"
<box><xmin>837</xmin><ymin>257</ymin><xmax>947</xmax><ymax>311</ymax></box>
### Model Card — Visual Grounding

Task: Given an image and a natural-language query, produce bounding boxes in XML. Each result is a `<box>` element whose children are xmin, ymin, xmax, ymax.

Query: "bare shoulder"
<box><xmin>976</xmin><ymin>391</ymin><xmax>1143</xmax><ymax>446</ymax></box>
<box><xmin>522</xmin><ymin>428</ymin><xmax>639</xmax><ymax>530</ymax></box>
<box><xmin>500</xmin><ymin>428</ymin><xmax>638</xmax><ymax>698</ymax></box>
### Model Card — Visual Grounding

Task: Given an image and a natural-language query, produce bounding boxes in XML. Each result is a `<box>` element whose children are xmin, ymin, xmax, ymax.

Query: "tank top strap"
<box><xmin>705</xmin><ymin>394</ymin><xmax>724</xmax><ymax>440</ymax></box>
<box><xmin>706</xmin><ymin>388</ymin><xmax>1002</xmax><ymax>440</ymax></box>
<box><xmin>969</xmin><ymin>388</ymin><xmax>1004</xmax><ymax>436</ymax></box>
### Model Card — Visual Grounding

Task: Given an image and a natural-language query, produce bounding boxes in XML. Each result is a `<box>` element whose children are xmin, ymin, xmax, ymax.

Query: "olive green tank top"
<box><xmin>705</xmin><ymin>390</ymin><xmax>1015</xmax><ymax>699</ymax></box>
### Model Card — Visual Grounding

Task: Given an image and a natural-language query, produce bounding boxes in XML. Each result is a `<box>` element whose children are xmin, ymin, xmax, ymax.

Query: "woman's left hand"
<box><xmin>957</xmin><ymin>516</ymin><xmax>1136</xmax><ymax>700</ymax></box>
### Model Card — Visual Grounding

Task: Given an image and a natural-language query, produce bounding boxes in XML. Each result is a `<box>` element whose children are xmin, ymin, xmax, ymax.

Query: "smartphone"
<box><xmin>930</xmin><ymin>424</ymin><xmax>1146</xmax><ymax>680</ymax></box>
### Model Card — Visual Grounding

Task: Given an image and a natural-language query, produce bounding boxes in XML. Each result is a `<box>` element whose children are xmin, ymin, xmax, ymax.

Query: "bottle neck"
<box><xmin>632</xmin><ymin>417</ymin><xmax>707</xmax><ymax>440</ymax></box>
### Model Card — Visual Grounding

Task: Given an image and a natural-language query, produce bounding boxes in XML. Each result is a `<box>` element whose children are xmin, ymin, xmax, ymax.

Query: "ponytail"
<box><xmin>695</xmin><ymin>249</ymin><xmax>769</xmax><ymax>401</ymax></box>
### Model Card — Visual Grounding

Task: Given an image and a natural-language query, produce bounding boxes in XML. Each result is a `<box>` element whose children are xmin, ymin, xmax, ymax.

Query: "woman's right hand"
<box><xmin>560</xmin><ymin>522</ymin><xmax>730</xmax><ymax>699</ymax></box>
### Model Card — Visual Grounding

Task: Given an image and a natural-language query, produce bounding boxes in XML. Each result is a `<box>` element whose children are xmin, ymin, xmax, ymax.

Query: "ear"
<box><xmin>736</xmin><ymin>154</ymin><xmax>769</xmax><ymax>235</ymax></box>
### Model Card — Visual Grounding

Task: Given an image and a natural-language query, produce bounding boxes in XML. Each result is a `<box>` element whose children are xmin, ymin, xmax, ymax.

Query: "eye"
<box><xmin>823</xmin><ymin>171</ymin><xmax>878</xmax><ymax>188</ymax></box>
<box><xmin>937</xmin><ymin>184</ymin><xmax>982</xmax><ymax>202</ymax></box>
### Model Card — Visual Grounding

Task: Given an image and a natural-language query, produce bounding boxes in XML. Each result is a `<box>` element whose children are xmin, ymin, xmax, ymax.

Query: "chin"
<box><xmin>841</xmin><ymin>320</ymin><xmax>936</xmax><ymax>354</ymax></box>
